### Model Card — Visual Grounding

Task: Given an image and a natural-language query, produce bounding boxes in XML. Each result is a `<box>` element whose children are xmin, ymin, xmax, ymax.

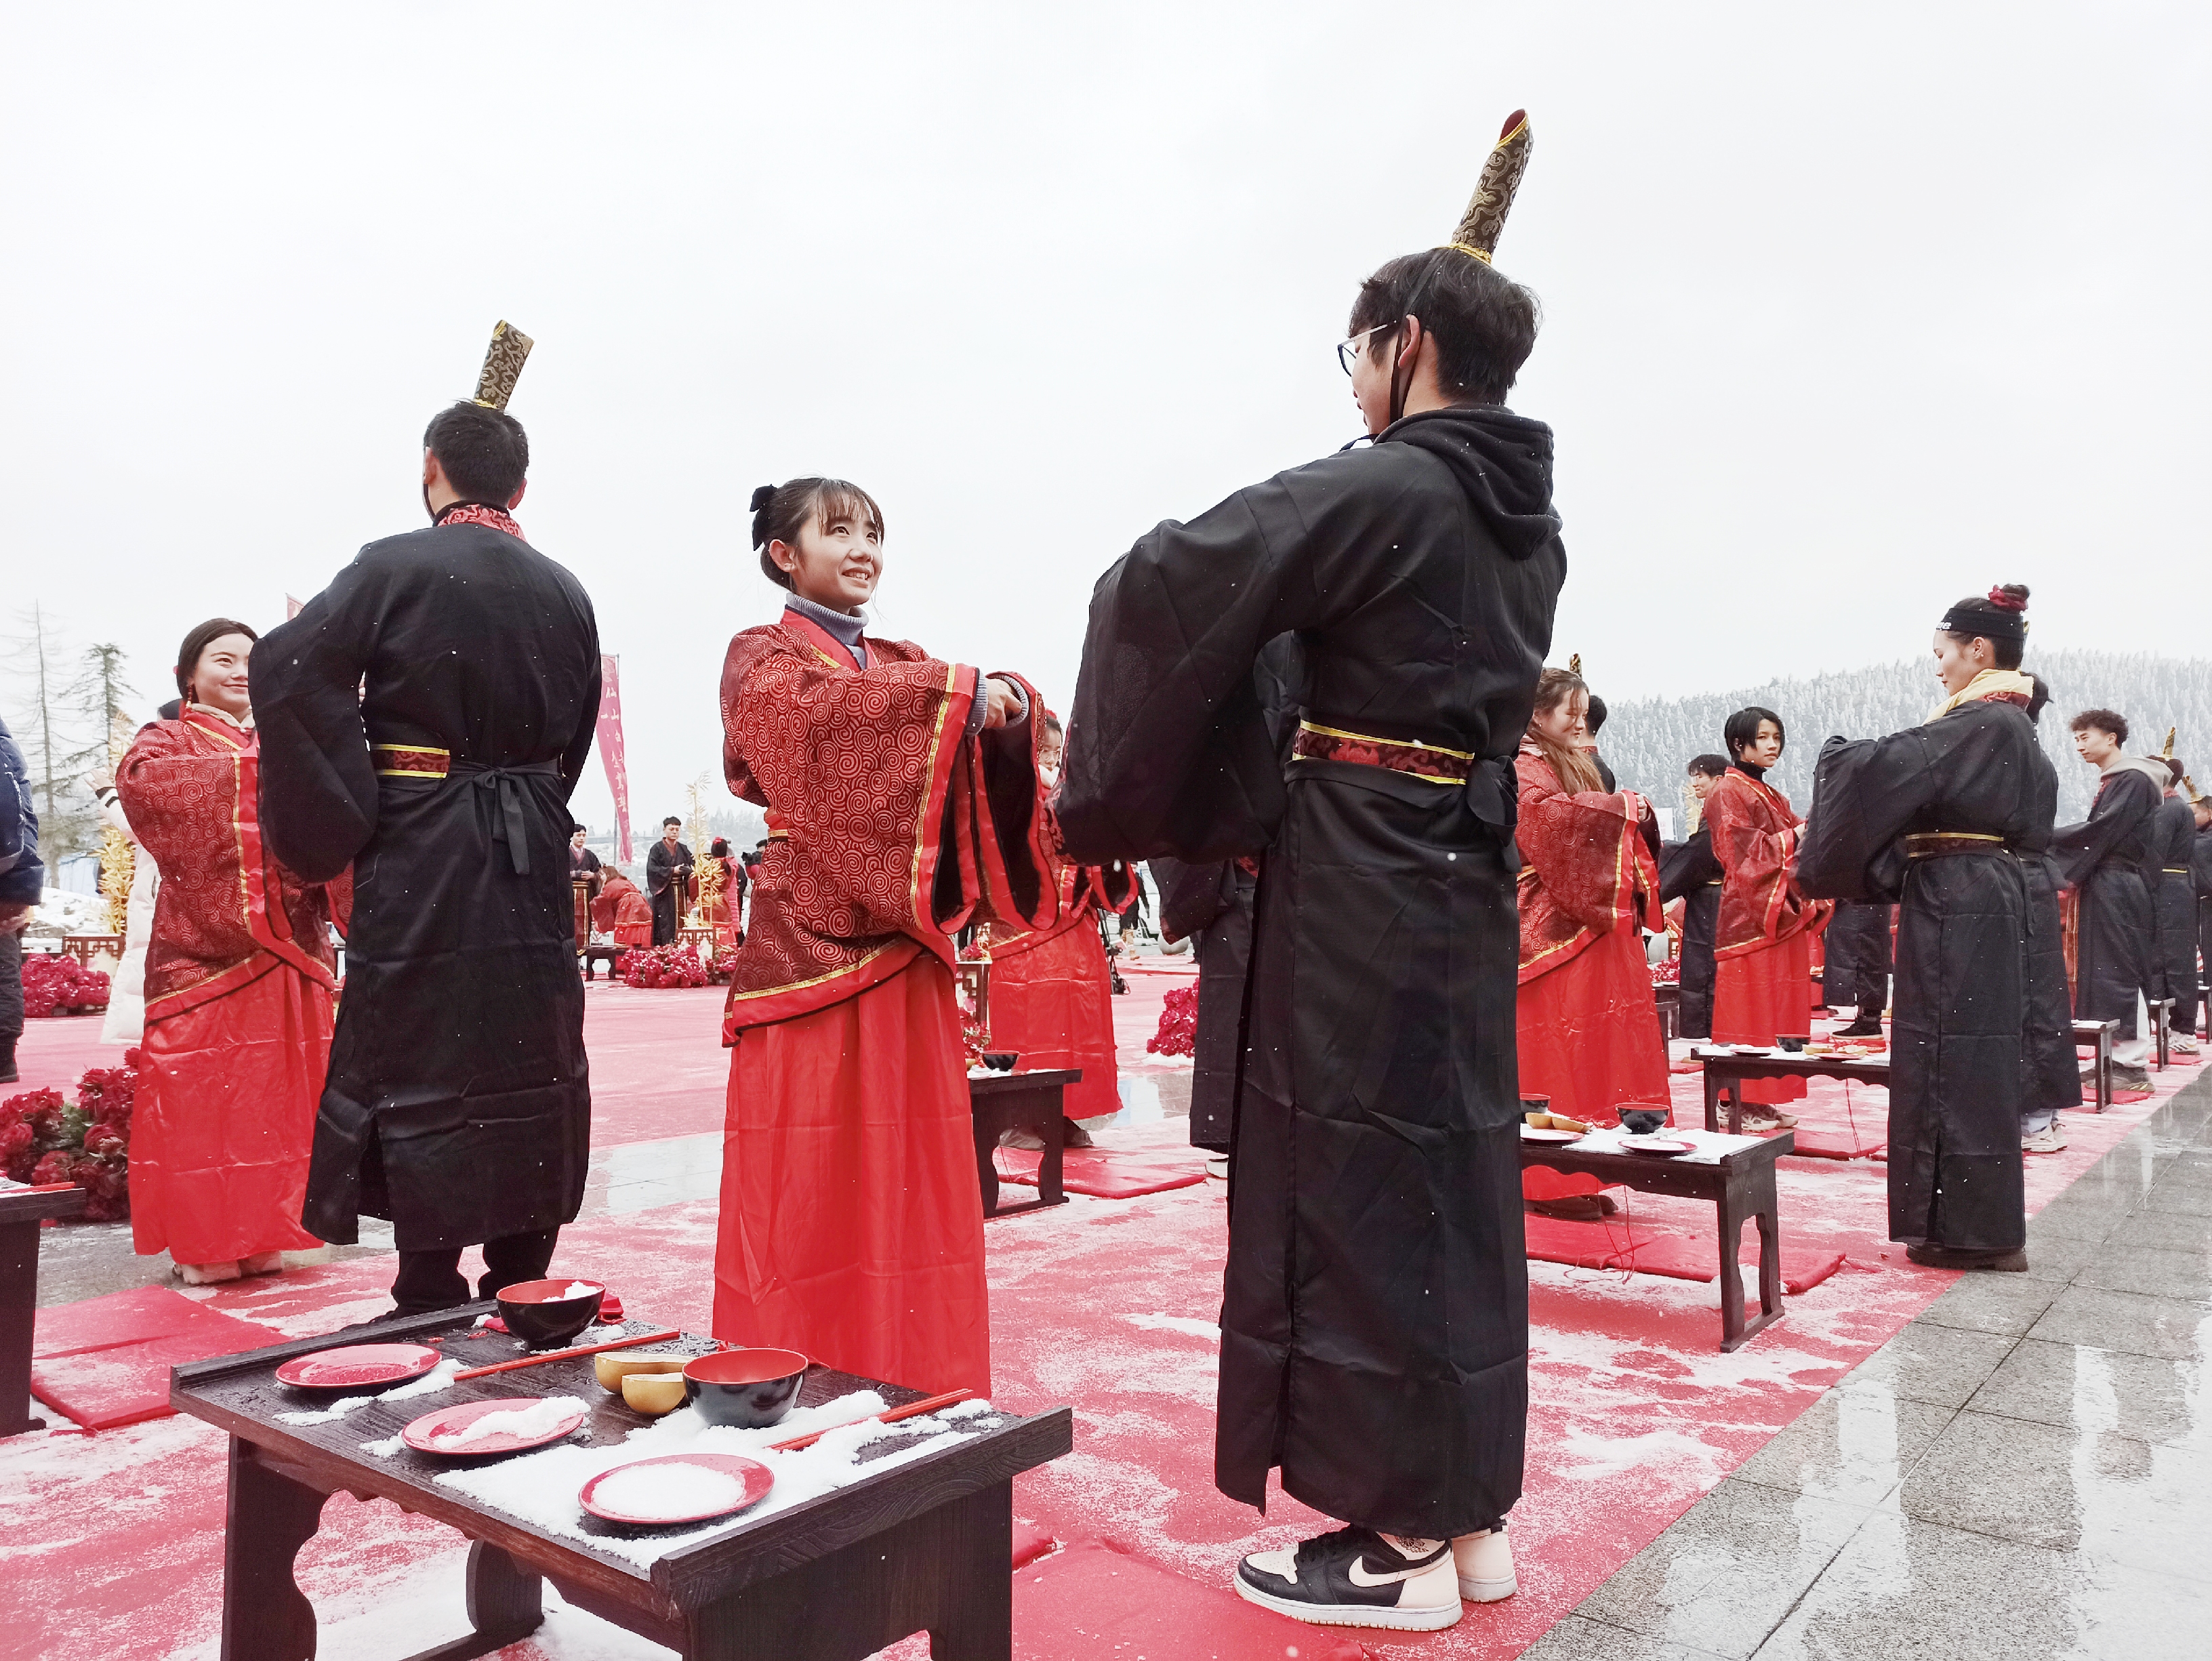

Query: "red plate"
<box><xmin>1519</xmin><ymin>1126</ymin><xmax>1583</xmax><ymax>1143</ymax></box>
<box><xmin>1618</xmin><ymin>1134</ymin><xmax>1696</xmax><ymax>1156</ymax></box>
<box><xmin>275</xmin><ymin>1343</ymin><xmax>442</xmax><ymax>1391</ymax></box>
<box><xmin>579</xmin><ymin>1453</ymin><xmax>775</xmax><ymax>1526</ymax></box>
<box><xmin>402</xmin><ymin>1395</ymin><xmax>590</xmax><ymax>1456</ymax></box>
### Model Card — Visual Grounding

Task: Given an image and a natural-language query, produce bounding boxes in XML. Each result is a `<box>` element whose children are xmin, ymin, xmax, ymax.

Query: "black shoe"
<box><xmin>1235</xmin><ymin>1525</ymin><xmax>1463</xmax><ymax>1632</ymax></box>
<box><xmin>0</xmin><ymin>1037</ymin><xmax>16</xmax><ymax>1083</ymax></box>
<box><xmin>1833</xmin><ymin>1017</ymin><xmax>1884</xmax><ymax>1038</ymax></box>
<box><xmin>1906</xmin><ymin>1242</ymin><xmax>2028</xmax><ymax>1272</ymax></box>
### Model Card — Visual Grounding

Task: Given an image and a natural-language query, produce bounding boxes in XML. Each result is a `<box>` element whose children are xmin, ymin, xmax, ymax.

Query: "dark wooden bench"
<box><xmin>1693</xmin><ymin>1046</ymin><xmax>1891</xmax><ymax>1136</ymax></box>
<box><xmin>968</xmin><ymin>1069</ymin><xmax>1079</xmax><ymax>1219</ymax></box>
<box><xmin>1521</xmin><ymin>1128</ymin><xmax>1794</xmax><ymax>1352</ymax></box>
<box><xmin>171</xmin><ymin>1305</ymin><xmax>1071</xmax><ymax>1660</ymax></box>
<box><xmin>1</xmin><ymin>1182</ymin><xmax>88</xmax><ymax>1437</ymax></box>
<box><xmin>1654</xmin><ymin>982</ymin><xmax>1680</xmax><ymax>1042</ymax></box>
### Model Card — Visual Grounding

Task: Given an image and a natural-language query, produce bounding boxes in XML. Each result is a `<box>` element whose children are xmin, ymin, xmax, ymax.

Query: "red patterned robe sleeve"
<box><xmin>1513</xmin><ymin>750</ymin><xmax>1661</xmax><ymax>985</ymax></box>
<box><xmin>1706</xmin><ymin>773</ymin><xmax>1827</xmax><ymax>958</ymax></box>
<box><xmin>718</xmin><ymin>628</ymin><xmax>1049</xmax><ymax>1033</ymax></box>
<box><xmin>117</xmin><ymin>716</ymin><xmax>338</xmax><ymax>1022</ymax></box>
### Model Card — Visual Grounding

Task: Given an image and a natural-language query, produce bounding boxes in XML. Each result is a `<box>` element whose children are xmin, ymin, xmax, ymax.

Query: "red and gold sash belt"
<box><xmin>371</xmin><ymin>743</ymin><xmax>451</xmax><ymax>778</ymax></box>
<box><xmin>1293</xmin><ymin>721</ymin><xmax>1472</xmax><ymax>785</ymax></box>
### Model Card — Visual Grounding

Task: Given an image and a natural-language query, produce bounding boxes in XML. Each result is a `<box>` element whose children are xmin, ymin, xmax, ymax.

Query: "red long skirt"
<box><xmin>986</xmin><ymin>924</ymin><xmax>1120</xmax><ymax>1122</ymax></box>
<box><xmin>713</xmin><ymin>956</ymin><xmax>991</xmax><ymax>1396</ymax></box>
<box><xmin>1517</xmin><ymin>924</ymin><xmax>1673</xmax><ymax>1199</ymax></box>
<box><xmin>132</xmin><ymin>965</ymin><xmax>329</xmax><ymax>1264</ymax></box>
<box><xmin>1714</xmin><ymin>932</ymin><xmax>1816</xmax><ymax>1103</ymax></box>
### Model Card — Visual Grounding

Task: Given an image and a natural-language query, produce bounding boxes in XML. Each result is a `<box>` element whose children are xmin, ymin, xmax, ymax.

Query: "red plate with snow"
<box><xmin>401</xmin><ymin>1395</ymin><xmax>590</xmax><ymax>1457</ymax></box>
<box><xmin>579</xmin><ymin>1453</ymin><xmax>775</xmax><ymax>1527</ymax></box>
<box><xmin>1519</xmin><ymin>1126</ymin><xmax>1584</xmax><ymax>1143</ymax></box>
<box><xmin>274</xmin><ymin>1343</ymin><xmax>442</xmax><ymax>1391</ymax></box>
<box><xmin>1618</xmin><ymin>1134</ymin><xmax>1695</xmax><ymax>1157</ymax></box>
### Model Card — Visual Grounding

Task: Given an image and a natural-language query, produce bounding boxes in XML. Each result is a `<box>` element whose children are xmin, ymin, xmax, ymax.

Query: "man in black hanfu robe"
<box><xmin>1822</xmin><ymin>902</ymin><xmax>1893</xmax><ymax>1030</ymax></box>
<box><xmin>1659</xmin><ymin>755</ymin><xmax>1729</xmax><ymax>1040</ymax></box>
<box><xmin>2053</xmin><ymin>711</ymin><xmax>2163</xmax><ymax>1093</ymax></box>
<box><xmin>2148</xmin><ymin>766</ymin><xmax>2199</xmax><ymax>1048</ymax></box>
<box><xmin>253</xmin><ymin>328</ymin><xmax>602</xmax><ymax>1314</ymax></box>
<box><xmin>1060</xmin><ymin>112</ymin><xmax>1558</xmax><ymax>1635</ymax></box>
<box><xmin>646</xmin><ymin>818</ymin><xmax>695</xmax><ymax>945</ymax></box>
<box><xmin>1800</xmin><ymin>588</ymin><xmax>2055</xmax><ymax>1270</ymax></box>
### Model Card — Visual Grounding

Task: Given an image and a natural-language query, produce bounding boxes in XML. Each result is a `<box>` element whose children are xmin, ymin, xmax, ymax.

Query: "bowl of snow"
<box><xmin>579</xmin><ymin>1453</ymin><xmax>775</xmax><ymax>1526</ymax></box>
<box><xmin>682</xmin><ymin>1348</ymin><xmax>808</xmax><ymax>1428</ymax></box>
<box><xmin>496</xmin><ymin>1278</ymin><xmax>606</xmax><ymax>1347</ymax></box>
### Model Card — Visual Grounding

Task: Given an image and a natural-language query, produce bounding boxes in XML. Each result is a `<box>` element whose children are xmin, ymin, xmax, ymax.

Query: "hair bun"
<box><xmin>750</xmin><ymin>483</ymin><xmax>778</xmax><ymax>514</ymax></box>
<box><xmin>1988</xmin><ymin>583</ymin><xmax>2029</xmax><ymax>611</ymax></box>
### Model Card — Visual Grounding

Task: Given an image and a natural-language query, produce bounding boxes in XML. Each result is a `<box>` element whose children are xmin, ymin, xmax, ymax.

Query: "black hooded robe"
<box><xmin>1059</xmin><ymin>404</ymin><xmax>1565</xmax><ymax>1540</ymax></box>
<box><xmin>2150</xmin><ymin>795</ymin><xmax>2199</xmax><ymax>1035</ymax></box>
<box><xmin>2053</xmin><ymin>766</ymin><xmax>2162</xmax><ymax>1034</ymax></box>
<box><xmin>1799</xmin><ymin>696</ymin><xmax>2057</xmax><ymax>1254</ymax></box>
<box><xmin>1659</xmin><ymin>829</ymin><xmax>1722</xmax><ymax>1038</ymax></box>
<box><xmin>252</xmin><ymin>518</ymin><xmax>600</xmax><ymax>1252</ymax></box>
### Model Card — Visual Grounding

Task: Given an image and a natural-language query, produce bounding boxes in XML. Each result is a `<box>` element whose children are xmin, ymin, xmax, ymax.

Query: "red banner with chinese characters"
<box><xmin>597</xmin><ymin>653</ymin><xmax>633</xmax><ymax>863</ymax></box>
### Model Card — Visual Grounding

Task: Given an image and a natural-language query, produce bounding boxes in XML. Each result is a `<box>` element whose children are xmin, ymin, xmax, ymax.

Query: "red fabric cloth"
<box><xmin>1713</xmin><ymin>932</ymin><xmax>1818</xmax><ymax>1102</ymax></box>
<box><xmin>713</xmin><ymin>955</ymin><xmax>989</xmax><ymax>1395</ymax></box>
<box><xmin>1513</xmin><ymin>749</ymin><xmax>1669</xmax><ymax>1197</ymax></box>
<box><xmin>115</xmin><ymin>711</ymin><xmax>338</xmax><ymax>1265</ymax></box>
<box><xmin>988</xmin><ymin>897</ymin><xmax>1121</xmax><ymax>1121</ymax></box>
<box><xmin>132</xmin><ymin>966</ymin><xmax>329</xmax><ymax>1262</ymax></box>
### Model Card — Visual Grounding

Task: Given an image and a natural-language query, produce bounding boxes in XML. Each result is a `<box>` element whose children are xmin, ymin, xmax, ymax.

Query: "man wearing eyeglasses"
<box><xmin>1059</xmin><ymin>114</ymin><xmax>1559</xmax><ymax>1634</ymax></box>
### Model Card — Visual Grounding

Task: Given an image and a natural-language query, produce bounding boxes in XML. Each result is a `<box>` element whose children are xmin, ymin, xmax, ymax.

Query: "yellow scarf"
<box><xmin>1926</xmin><ymin>668</ymin><xmax>2036</xmax><ymax>724</ymax></box>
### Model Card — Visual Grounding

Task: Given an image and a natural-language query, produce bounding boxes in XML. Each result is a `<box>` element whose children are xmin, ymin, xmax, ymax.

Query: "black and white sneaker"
<box><xmin>1234</xmin><ymin>1525</ymin><xmax>1462</xmax><ymax>1631</ymax></box>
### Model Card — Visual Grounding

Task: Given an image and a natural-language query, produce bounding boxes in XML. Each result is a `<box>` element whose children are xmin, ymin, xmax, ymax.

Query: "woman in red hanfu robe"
<box><xmin>1706</xmin><ymin>706</ymin><xmax>1832</xmax><ymax>1118</ymax></box>
<box><xmin>117</xmin><ymin>620</ymin><xmax>346</xmax><ymax>1283</ymax></box>
<box><xmin>1514</xmin><ymin>670</ymin><xmax>1671</xmax><ymax>1209</ymax></box>
<box><xmin>715</xmin><ymin>479</ymin><xmax>1051</xmax><ymax>1397</ymax></box>
<box><xmin>592</xmin><ymin>872</ymin><xmax>654</xmax><ymax>946</ymax></box>
<box><xmin>982</xmin><ymin>713</ymin><xmax>1133</xmax><ymax>1132</ymax></box>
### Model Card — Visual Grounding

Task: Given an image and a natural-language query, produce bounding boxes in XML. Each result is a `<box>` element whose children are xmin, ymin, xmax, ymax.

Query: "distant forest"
<box><xmin>1600</xmin><ymin>651</ymin><xmax>2212</xmax><ymax>827</ymax></box>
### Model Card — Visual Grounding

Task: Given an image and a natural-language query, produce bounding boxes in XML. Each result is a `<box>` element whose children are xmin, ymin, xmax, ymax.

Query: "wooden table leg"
<box><xmin>1726</xmin><ymin>1080</ymin><xmax>1743</xmax><ymax>1136</ymax></box>
<box><xmin>0</xmin><ymin>1218</ymin><xmax>43</xmax><ymax>1438</ymax></box>
<box><xmin>1717</xmin><ymin>1168</ymin><xmax>1786</xmax><ymax>1354</ymax></box>
<box><xmin>2155</xmin><ymin>1002</ymin><xmax>2171</xmax><ymax>1070</ymax></box>
<box><xmin>221</xmin><ymin>1439</ymin><xmax>327</xmax><ymax>1661</ymax></box>
<box><xmin>1036</xmin><ymin>1086</ymin><xmax>1065</xmax><ymax>1208</ymax></box>
<box><xmin>1702</xmin><ymin>1066</ymin><xmax>1719</xmax><ymax>1134</ymax></box>
<box><xmin>687</xmin><ymin>1479</ymin><xmax>1012</xmax><ymax>1660</ymax></box>
<box><xmin>972</xmin><ymin>1103</ymin><xmax>1004</xmax><ymax>1218</ymax></box>
<box><xmin>2098</xmin><ymin>1029</ymin><xmax>2112</xmax><ymax>1111</ymax></box>
<box><xmin>392</xmin><ymin>1540</ymin><xmax>545</xmax><ymax>1661</ymax></box>
<box><xmin>1715</xmin><ymin>1189</ymin><xmax>1748</xmax><ymax>1352</ymax></box>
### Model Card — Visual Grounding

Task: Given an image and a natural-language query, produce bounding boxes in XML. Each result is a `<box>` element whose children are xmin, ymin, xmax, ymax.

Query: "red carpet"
<box><xmin>1013</xmin><ymin>1541</ymin><xmax>1368</xmax><ymax>1661</ymax></box>
<box><xmin>1</xmin><ymin>995</ymin><xmax>2193</xmax><ymax>1660</ymax></box>
<box><xmin>994</xmin><ymin>1145</ymin><xmax>1209</xmax><ymax>1199</ymax></box>
<box><xmin>30</xmin><ymin>1287</ymin><xmax>281</xmax><ymax>1430</ymax></box>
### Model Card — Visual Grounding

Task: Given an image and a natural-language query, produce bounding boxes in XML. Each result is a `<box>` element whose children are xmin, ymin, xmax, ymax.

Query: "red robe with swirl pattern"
<box><xmin>1706</xmin><ymin>766</ymin><xmax>1833</xmax><ymax>1103</ymax></box>
<box><xmin>715</xmin><ymin>610</ymin><xmax>1050</xmax><ymax>1395</ymax></box>
<box><xmin>116</xmin><ymin>708</ymin><xmax>346</xmax><ymax>1265</ymax></box>
<box><xmin>1513</xmin><ymin>745</ymin><xmax>1671</xmax><ymax>1199</ymax></box>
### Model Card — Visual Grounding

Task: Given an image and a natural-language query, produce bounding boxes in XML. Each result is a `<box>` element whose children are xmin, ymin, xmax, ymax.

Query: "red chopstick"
<box><xmin>766</xmin><ymin>1388</ymin><xmax>975</xmax><ymax>1452</ymax></box>
<box><xmin>453</xmin><ymin>1327</ymin><xmax>682</xmax><ymax>1381</ymax></box>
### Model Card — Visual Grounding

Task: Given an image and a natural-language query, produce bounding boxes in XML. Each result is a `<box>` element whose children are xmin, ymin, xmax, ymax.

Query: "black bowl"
<box><xmin>981</xmin><ymin>1050</ymin><xmax>1020</xmax><ymax>1072</ymax></box>
<box><xmin>495</xmin><ymin>1278</ymin><xmax>606</xmax><ymax>1349</ymax></box>
<box><xmin>1619</xmin><ymin>1109</ymin><xmax>1670</xmax><ymax>1136</ymax></box>
<box><xmin>1519</xmin><ymin>1095</ymin><xmax>1551</xmax><ymax>1113</ymax></box>
<box><xmin>684</xmin><ymin>1349</ymin><xmax>809</xmax><ymax>1428</ymax></box>
<box><xmin>1778</xmin><ymin>1037</ymin><xmax>1805</xmax><ymax>1053</ymax></box>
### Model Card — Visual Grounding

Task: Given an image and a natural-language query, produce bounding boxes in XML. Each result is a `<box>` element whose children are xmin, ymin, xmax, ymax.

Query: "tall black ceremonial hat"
<box><xmin>1446</xmin><ymin>110</ymin><xmax>1533</xmax><ymax>264</ymax></box>
<box><xmin>472</xmin><ymin>320</ymin><xmax>535</xmax><ymax>411</ymax></box>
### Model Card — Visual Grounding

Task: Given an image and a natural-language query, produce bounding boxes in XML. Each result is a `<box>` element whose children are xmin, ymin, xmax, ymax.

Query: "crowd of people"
<box><xmin>5</xmin><ymin>109</ymin><xmax>2206</xmax><ymax>1641</ymax></box>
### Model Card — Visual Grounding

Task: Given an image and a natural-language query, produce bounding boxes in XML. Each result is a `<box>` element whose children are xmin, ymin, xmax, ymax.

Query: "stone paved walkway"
<box><xmin>1526</xmin><ymin>1067</ymin><xmax>2212</xmax><ymax>1660</ymax></box>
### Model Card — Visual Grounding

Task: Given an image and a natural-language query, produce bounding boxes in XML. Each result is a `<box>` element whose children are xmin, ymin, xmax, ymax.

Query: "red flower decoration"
<box><xmin>1147</xmin><ymin>985</ymin><xmax>1200</xmax><ymax>1057</ymax></box>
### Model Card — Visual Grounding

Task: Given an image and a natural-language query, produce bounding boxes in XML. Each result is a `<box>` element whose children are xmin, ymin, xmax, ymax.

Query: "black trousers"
<box><xmin>650</xmin><ymin>888</ymin><xmax>678</xmax><ymax>945</ymax></box>
<box><xmin>0</xmin><ymin>929</ymin><xmax>22</xmax><ymax>1046</ymax></box>
<box><xmin>392</xmin><ymin>1227</ymin><xmax>560</xmax><ymax>1317</ymax></box>
<box><xmin>1677</xmin><ymin>888</ymin><xmax>1719</xmax><ymax>1040</ymax></box>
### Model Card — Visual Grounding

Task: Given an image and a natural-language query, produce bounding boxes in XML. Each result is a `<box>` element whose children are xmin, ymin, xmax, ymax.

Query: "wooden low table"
<box><xmin>1694</xmin><ymin>1046</ymin><xmax>1891</xmax><ymax>1134</ymax></box>
<box><xmin>579</xmin><ymin>944</ymin><xmax>628</xmax><ymax>981</ymax></box>
<box><xmin>968</xmin><ymin>1069</ymin><xmax>1079</xmax><ymax>1219</ymax></box>
<box><xmin>1654</xmin><ymin>982</ymin><xmax>1681</xmax><ymax>1042</ymax></box>
<box><xmin>2072</xmin><ymin>1017</ymin><xmax>2118</xmax><ymax>1111</ymax></box>
<box><xmin>171</xmin><ymin>1307</ymin><xmax>1071</xmax><ymax>1661</ymax></box>
<box><xmin>1522</xmin><ymin>1127</ymin><xmax>1793</xmax><ymax>1352</ymax></box>
<box><xmin>1</xmin><ymin>1182</ymin><xmax>89</xmax><ymax>1437</ymax></box>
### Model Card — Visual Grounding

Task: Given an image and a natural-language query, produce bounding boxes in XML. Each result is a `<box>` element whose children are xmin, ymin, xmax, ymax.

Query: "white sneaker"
<box><xmin>175</xmin><ymin>1260</ymin><xmax>241</xmax><ymax>1285</ymax></box>
<box><xmin>2022</xmin><ymin>1126</ymin><xmax>2068</xmax><ymax>1154</ymax></box>
<box><xmin>2172</xmin><ymin>1034</ymin><xmax>2200</xmax><ymax>1055</ymax></box>
<box><xmin>1235</xmin><ymin>1525</ymin><xmax>1463</xmax><ymax>1631</ymax></box>
<box><xmin>1452</xmin><ymin>1525</ymin><xmax>1517</xmax><ymax>1601</ymax></box>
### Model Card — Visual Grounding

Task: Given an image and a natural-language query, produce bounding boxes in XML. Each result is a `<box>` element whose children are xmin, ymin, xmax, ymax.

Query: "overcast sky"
<box><xmin>5</xmin><ymin>3</ymin><xmax>2206</xmax><ymax>844</ymax></box>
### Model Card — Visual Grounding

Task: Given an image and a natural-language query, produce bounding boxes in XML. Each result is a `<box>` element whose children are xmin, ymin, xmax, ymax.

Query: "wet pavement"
<box><xmin>1527</xmin><ymin>1068</ymin><xmax>2212</xmax><ymax>1660</ymax></box>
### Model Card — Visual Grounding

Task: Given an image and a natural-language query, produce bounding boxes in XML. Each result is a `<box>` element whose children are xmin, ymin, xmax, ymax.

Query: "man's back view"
<box><xmin>252</xmin><ymin>323</ymin><xmax>602</xmax><ymax>1313</ymax></box>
